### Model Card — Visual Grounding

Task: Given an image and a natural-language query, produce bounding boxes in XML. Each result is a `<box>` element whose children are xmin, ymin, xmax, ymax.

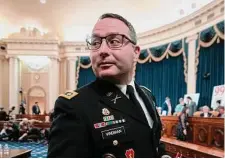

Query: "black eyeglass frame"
<box><xmin>86</xmin><ymin>34</ymin><xmax>136</xmax><ymax>50</ymax></box>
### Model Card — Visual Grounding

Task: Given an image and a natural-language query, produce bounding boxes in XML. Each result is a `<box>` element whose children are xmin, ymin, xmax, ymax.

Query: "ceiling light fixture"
<box><xmin>40</xmin><ymin>0</ymin><xmax>46</xmax><ymax>4</ymax></box>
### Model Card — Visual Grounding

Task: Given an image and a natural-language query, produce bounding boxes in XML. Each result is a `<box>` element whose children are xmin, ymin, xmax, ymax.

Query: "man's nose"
<box><xmin>99</xmin><ymin>40</ymin><xmax>110</xmax><ymax>57</ymax></box>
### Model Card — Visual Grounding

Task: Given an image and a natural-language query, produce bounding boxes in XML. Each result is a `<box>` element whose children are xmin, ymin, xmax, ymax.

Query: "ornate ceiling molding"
<box><xmin>3</xmin><ymin>27</ymin><xmax>59</xmax><ymax>44</ymax></box>
<box><xmin>3</xmin><ymin>28</ymin><xmax>60</xmax><ymax>57</ymax></box>
<box><xmin>60</xmin><ymin>41</ymin><xmax>90</xmax><ymax>58</ymax></box>
<box><xmin>137</xmin><ymin>0</ymin><xmax>224</xmax><ymax>49</ymax></box>
<box><xmin>0</xmin><ymin>0</ymin><xmax>223</xmax><ymax>58</ymax></box>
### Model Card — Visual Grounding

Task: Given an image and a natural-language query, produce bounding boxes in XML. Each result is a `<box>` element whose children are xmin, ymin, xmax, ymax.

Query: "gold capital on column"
<box><xmin>48</xmin><ymin>56</ymin><xmax>60</xmax><ymax>61</ymax></box>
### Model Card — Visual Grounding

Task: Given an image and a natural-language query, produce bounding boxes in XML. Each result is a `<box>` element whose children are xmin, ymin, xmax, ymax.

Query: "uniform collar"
<box><xmin>116</xmin><ymin>80</ymin><xmax>135</xmax><ymax>96</ymax></box>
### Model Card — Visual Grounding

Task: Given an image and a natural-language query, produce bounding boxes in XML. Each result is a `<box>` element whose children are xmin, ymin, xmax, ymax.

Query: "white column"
<box><xmin>67</xmin><ymin>57</ymin><xmax>77</xmax><ymax>90</ymax></box>
<box><xmin>0</xmin><ymin>57</ymin><xmax>3</xmax><ymax>107</ymax></box>
<box><xmin>186</xmin><ymin>34</ymin><xmax>198</xmax><ymax>94</ymax></box>
<box><xmin>48</xmin><ymin>57</ymin><xmax>60</xmax><ymax>113</ymax></box>
<box><xmin>9</xmin><ymin>56</ymin><xmax>19</xmax><ymax>114</ymax></box>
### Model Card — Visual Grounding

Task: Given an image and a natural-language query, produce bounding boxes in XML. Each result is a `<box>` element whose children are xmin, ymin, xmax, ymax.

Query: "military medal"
<box><xmin>103</xmin><ymin>115</ymin><xmax>114</xmax><ymax>121</ymax></box>
<box><xmin>125</xmin><ymin>149</ymin><xmax>135</xmax><ymax>158</ymax></box>
<box><xmin>94</xmin><ymin>122</ymin><xmax>106</xmax><ymax>129</ymax></box>
<box><xmin>102</xmin><ymin>108</ymin><xmax>110</xmax><ymax>115</ymax></box>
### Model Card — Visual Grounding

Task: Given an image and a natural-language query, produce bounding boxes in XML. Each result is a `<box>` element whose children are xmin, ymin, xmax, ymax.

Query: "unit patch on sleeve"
<box><xmin>59</xmin><ymin>91</ymin><xmax>78</xmax><ymax>100</ymax></box>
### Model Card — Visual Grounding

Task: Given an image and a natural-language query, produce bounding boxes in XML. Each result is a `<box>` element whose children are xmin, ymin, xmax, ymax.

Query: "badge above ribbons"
<box><xmin>102</xmin><ymin>108</ymin><xmax>110</xmax><ymax>116</ymax></box>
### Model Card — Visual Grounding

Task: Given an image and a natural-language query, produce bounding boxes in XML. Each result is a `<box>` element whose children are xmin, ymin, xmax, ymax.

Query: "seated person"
<box><xmin>40</xmin><ymin>128</ymin><xmax>50</xmax><ymax>141</ymax></box>
<box><xmin>162</xmin><ymin>97</ymin><xmax>172</xmax><ymax>116</ymax></box>
<box><xmin>214</xmin><ymin>100</ymin><xmax>221</xmax><ymax>111</ymax></box>
<box><xmin>217</xmin><ymin>106</ymin><xmax>224</xmax><ymax>118</ymax></box>
<box><xmin>200</xmin><ymin>106</ymin><xmax>212</xmax><ymax>117</ymax></box>
<box><xmin>0</xmin><ymin>122</ymin><xmax>19</xmax><ymax>141</ymax></box>
<box><xmin>0</xmin><ymin>123</ymin><xmax>9</xmax><ymax>140</ymax></box>
<box><xmin>26</xmin><ymin>123</ymin><xmax>41</xmax><ymax>142</ymax></box>
<box><xmin>19</xmin><ymin>119</ymin><xmax>42</xmax><ymax>142</ymax></box>
<box><xmin>174</xmin><ymin>98</ymin><xmax>185</xmax><ymax>115</ymax></box>
<box><xmin>156</xmin><ymin>107</ymin><xmax>162</xmax><ymax>116</ymax></box>
<box><xmin>18</xmin><ymin>119</ymin><xmax>29</xmax><ymax>141</ymax></box>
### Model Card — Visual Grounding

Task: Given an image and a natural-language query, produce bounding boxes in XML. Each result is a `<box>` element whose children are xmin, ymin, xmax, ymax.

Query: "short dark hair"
<box><xmin>187</xmin><ymin>96</ymin><xmax>192</xmax><ymax>100</ymax></box>
<box><xmin>216</xmin><ymin>100</ymin><xmax>221</xmax><ymax>104</ymax></box>
<box><xmin>98</xmin><ymin>13</ymin><xmax>137</xmax><ymax>44</ymax></box>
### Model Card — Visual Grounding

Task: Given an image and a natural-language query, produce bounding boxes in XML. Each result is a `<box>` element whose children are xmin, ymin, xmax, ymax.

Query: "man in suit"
<box><xmin>48</xmin><ymin>13</ymin><xmax>167</xmax><ymax>158</ymax></box>
<box><xmin>19</xmin><ymin>104</ymin><xmax>26</xmax><ymax>115</ymax></box>
<box><xmin>186</xmin><ymin>96</ymin><xmax>197</xmax><ymax>116</ymax></box>
<box><xmin>32</xmin><ymin>102</ymin><xmax>40</xmax><ymax>115</ymax></box>
<box><xmin>200</xmin><ymin>106</ymin><xmax>212</xmax><ymax>117</ymax></box>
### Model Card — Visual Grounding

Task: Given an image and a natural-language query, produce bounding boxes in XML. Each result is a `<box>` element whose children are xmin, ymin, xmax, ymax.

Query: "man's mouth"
<box><xmin>98</xmin><ymin>62</ymin><xmax>115</xmax><ymax>67</ymax></box>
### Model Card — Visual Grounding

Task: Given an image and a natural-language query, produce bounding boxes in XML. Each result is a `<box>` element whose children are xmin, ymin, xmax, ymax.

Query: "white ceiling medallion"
<box><xmin>40</xmin><ymin>0</ymin><xmax>46</xmax><ymax>4</ymax></box>
<box><xmin>19</xmin><ymin>56</ymin><xmax>50</xmax><ymax>71</ymax></box>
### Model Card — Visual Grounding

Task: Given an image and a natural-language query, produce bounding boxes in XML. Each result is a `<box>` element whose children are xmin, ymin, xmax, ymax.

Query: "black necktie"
<box><xmin>126</xmin><ymin>85</ymin><xmax>146</xmax><ymax>118</ymax></box>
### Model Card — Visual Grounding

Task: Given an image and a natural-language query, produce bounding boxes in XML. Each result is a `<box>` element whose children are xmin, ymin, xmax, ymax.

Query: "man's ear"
<box><xmin>134</xmin><ymin>45</ymin><xmax>141</xmax><ymax>62</ymax></box>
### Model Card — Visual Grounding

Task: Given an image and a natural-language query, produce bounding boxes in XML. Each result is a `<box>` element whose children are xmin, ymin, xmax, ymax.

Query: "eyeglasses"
<box><xmin>86</xmin><ymin>34</ymin><xmax>136</xmax><ymax>50</ymax></box>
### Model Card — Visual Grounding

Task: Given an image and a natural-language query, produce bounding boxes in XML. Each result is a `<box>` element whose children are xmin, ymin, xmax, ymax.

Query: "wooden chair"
<box><xmin>193</xmin><ymin>111</ymin><xmax>202</xmax><ymax>117</ymax></box>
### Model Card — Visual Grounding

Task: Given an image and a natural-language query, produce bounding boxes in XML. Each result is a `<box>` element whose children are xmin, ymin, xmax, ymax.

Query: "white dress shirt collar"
<box><xmin>115</xmin><ymin>80</ymin><xmax>135</xmax><ymax>96</ymax></box>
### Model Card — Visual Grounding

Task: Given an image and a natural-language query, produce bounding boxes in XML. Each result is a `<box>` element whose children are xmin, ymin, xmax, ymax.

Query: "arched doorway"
<box><xmin>27</xmin><ymin>86</ymin><xmax>46</xmax><ymax>115</ymax></box>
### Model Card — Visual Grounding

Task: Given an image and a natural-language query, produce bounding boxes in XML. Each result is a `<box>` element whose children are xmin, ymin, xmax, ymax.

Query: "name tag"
<box><xmin>101</xmin><ymin>126</ymin><xmax>125</xmax><ymax>139</ymax></box>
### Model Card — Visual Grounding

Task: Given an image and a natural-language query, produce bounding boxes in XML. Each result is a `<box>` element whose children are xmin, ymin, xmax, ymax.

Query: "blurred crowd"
<box><xmin>157</xmin><ymin>97</ymin><xmax>224</xmax><ymax>118</ymax></box>
<box><xmin>0</xmin><ymin>118</ymin><xmax>49</xmax><ymax>142</ymax></box>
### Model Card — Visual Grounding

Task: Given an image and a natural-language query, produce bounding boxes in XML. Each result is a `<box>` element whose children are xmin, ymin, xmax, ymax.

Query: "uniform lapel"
<box><xmin>93</xmin><ymin>79</ymin><xmax>149</xmax><ymax>126</ymax></box>
<box><xmin>135</xmin><ymin>83</ymin><xmax>158</xmax><ymax>128</ymax></box>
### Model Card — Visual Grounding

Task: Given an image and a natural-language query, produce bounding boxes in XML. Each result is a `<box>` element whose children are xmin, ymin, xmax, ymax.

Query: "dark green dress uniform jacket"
<box><xmin>47</xmin><ymin>79</ymin><xmax>166</xmax><ymax>158</ymax></box>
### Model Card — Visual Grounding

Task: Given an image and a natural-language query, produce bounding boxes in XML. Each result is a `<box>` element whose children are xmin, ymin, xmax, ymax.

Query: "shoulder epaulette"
<box><xmin>140</xmin><ymin>85</ymin><xmax>152</xmax><ymax>93</ymax></box>
<box><xmin>59</xmin><ymin>90</ymin><xmax>78</xmax><ymax>100</ymax></box>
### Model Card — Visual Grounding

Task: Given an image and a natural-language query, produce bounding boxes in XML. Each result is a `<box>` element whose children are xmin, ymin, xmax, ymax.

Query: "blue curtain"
<box><xmin>135</xmin><ymin>55</ymin><xmax>187</xmax><ymax>112</ymax></box>
<box><xmin>77</xmin><ymin>68</ymin><xmax>96</xmax><ymax>88</ymax></box>
<box><xmin>196</xmin><ymin>41</ymin><xmax>224</xmax><ymax>108</ymax></box>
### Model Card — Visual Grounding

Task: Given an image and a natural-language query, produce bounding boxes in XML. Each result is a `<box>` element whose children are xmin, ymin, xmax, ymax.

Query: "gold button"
<box><xmin>113</xmin><ymin>140</ymin><xmax>118</xmax><ymax>146</ymax></box>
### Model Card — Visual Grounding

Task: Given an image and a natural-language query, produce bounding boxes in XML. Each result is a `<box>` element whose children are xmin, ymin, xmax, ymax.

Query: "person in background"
<box><xmin>186</xmin><ymin>96</ymin><xmax>197</xmax><ymax>116</ymax></box>
<box><xmin>0</xmin><ymin>121</ymin><xmax>19</xmax><ymax>141</ymax></box>
<box><xmin>200</xmin><ymin>106</ymin><xmax>212</xmax><ymax>117</ymax></box>
<box><xmin>19</xmin><ymin>104</ymin><xmax>26</xmax><ymax>114</ymax></box>
<box><xmin>176</xmin><ymin>107</ymin><xmax>190</xmax><ymax>141</ymax></box>
<box><xmin>217</xmin><ymin>106</ymin><xmax>224</xmax><ymax>118</ymax></box>
<box><xmin>214</xmin><ymin>100</ymin><xmax>221</xmax><ymax>111</ymax></box>
<box><xmin>32</xmin><ymin>102</ymin><xmax>41</xmax><ymax>115</ymax></box>
<box><xmin>156</xmin><ymin>107</ymin><xmax>162</xmax><ymax>116</ymax></box>
<box><xmin>0</xmin><ymin>123</ymin><xmax>9</xmax><ymax>140</ymax></box>
<box><xmin>0</xmin><ymin>107</ymin><xmax>7</xmax><ymax>121</ymax></box>
<box><xmin>174</xmin><ymin>98</ymin><xmax>185</xmax><ymax>114</ymax></box>
<box><xmin>162</xmin><ymin>97</ymin><xmax>172</xmax><ymax>115</ymax></box>
<box><xmin>49</xmin><ymin>108</ymin><xmax>54</xmax><ymax>122</ymax></box>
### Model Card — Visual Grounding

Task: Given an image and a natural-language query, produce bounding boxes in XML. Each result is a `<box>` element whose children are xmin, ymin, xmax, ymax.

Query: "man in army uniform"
<box><xmin>48</xmin><ymin>13</ymin><xmax>167</xmax><ymax>158</ymax></box>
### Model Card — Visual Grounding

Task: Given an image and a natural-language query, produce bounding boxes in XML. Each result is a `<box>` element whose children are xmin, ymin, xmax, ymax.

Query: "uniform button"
<box><xmin>103</xmin><ymin>153</ymin><xmax>116</xmax><ymax>158</ymax></box>
<box><xmin>113</xmin><ymin>140</ymin><xmax>118</xmax><ymax>146</ymax></box>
